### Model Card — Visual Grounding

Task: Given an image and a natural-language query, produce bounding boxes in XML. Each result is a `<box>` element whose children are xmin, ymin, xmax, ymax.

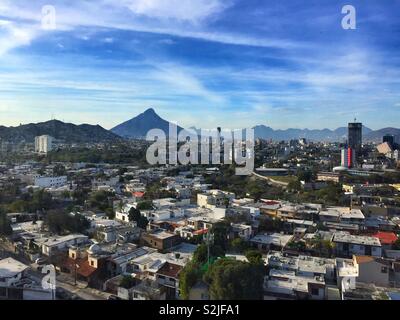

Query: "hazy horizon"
<box><xmin>0</xmin><ymin>107</ymin><xmax>392</xmax><ymax>132</ymax></box>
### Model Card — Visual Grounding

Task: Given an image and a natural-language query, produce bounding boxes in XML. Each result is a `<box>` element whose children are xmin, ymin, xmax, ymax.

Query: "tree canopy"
<box><xmin>128</xmin><ymin>207</ymin><xmax>149</xmax><ymax>229</ymax></box>
<box><xmin>203</xmin><ymin>258</ymin><xmax>264</xmax><ymax>300</ymax></box>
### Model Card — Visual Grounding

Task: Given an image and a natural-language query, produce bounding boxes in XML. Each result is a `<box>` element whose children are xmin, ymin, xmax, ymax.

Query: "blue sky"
<box><xmin>0</xmin><ymin>0</ymin><xmax>399</xmax><ymax>130</ymax></box>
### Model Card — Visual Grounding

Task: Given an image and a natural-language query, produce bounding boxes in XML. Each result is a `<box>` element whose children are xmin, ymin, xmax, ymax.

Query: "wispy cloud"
<box><xmin>0</xmin><ymin>0</ymin><xmax>399</xmax><ymax>129</ymax></box>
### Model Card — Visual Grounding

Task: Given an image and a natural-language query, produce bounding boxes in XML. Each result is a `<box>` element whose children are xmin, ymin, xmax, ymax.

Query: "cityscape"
<box><xmin>1</xmin><ymin>0</ymin><xmax>400</xmax><ymax>308</ymax></box>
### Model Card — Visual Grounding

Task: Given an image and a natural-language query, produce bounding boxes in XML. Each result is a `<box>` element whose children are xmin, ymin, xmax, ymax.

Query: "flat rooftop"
<box><xmin>251</xmin><ymin>233</ymin><xmax>293</xmax><ymax>247</ymax></box>
<box><xmin>320</xmin><ymin>207</ymin><xmax>365</xmax><ymax>220</ymax></box>
<box><xmin>333</xmin><ymin>232</ymin><xmax>381</xmax><ymax>246</ymax></box>
<box><xmin>0</xmin><ymin>257</ymin><xmax>29</xmax><ymax>278</ymax></box>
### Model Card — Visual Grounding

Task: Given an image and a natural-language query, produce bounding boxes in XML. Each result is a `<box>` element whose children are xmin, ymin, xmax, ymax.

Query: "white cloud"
<box><xmin>102</xmin><ymin>37</ymin><xmax>114</xmax><ymax>43</ymax></box>
<box><xmin>0</xmin><ymin>0</ymin><xmax>304</xmax><ymax>57</ymax></box>
<box><xmin>119</xmin><ymin>0</ymin><xmax>228</xmax><ymax>23</ymax></box>
<box><xmin>0</xmin><ymin>22</ymin><xmax>38</xmax><ymax>56</ymax></box>
<box><xmin>159</xmin><ymin>38</ymin><xmax>175</xmax><ymax>45</ymax></box>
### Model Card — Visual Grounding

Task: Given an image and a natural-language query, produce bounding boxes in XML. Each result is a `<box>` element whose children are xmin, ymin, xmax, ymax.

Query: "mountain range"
<box><xmin>111</xmin><ymin>108</ymin><xmax>400</xmax><ymax>142</ymax></box>
<box><xmin>110</xmin><ymin>109</ymin><xmax>399</xmax><ymax>143</ymax></box>
<box><xmin>0</xmin><ymin>120</ymin><xmax>121</xmax><ymax>144</ymax></box>
<box><xmin>1</xmin><ymin>108</ymin><xmax>399</xmax><ymax>144</ymax></box>
<box><xmin>253</xmin><ymin>125</ymin><xmax>376</xmax><ymax>142</ymax></box>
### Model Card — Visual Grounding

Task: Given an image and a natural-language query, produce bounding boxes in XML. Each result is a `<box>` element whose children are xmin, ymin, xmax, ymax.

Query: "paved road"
<box><xmin>252</xmin><ymin>172</ymin><xmax>289</xmax><ymax>187</ymax></box>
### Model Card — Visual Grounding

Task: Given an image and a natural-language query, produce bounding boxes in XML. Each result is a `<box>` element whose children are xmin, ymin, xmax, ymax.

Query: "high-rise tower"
<box><xmin>348</xmin><ymin>119</ymin><xmax>362</xmax><ymax>152</ymax></box>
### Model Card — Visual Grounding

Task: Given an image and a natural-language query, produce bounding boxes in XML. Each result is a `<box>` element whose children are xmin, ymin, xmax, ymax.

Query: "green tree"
<box><xmin>179</xmin><ymin>262</ymin><xmax>200</xmax><ymax>300</ymax></box>
<box><xmin>136</xmin><ymin>201</ymin><xmax>153</xmax><ymax>210</ymax></box>
<box><xmin>230</xmin><ymin>238</ymin><xmax>250</xmax><ymax>253</ymax></box>
<box><xmin>128</xmin><ymin>207</ymin><xmax>149</xmax><ymax>229</ymax></box>
<box><xmin>193</xmin><ymin>243</ymin><xmax>224</xmax><ymax>265</ymax></box>
<box><xmin>211</xmin><ymin>221</ymin><xmax>230</xmax><ymax>252</ymax></box>
<box><xmin>120</xmin><ymin>275</ymin><xmax>136</xmax><ymax>289</ymax></box>
<box><xmin>53</xmin><ymin>164</ymin><xmax>67</xmax><ymax>177</ymax></box>
<box><xmin>203</xmin><ymin>258</ymin><xmax>264</xmax><ymax>300</ymax></box>
<box><xmin>45</xmin><ymin>211</ymin><xmax>89</xmax><ymax>235</ymax></box>
<box><xmin>244</xmin><ymin>250</ymin><xmax>263</xmax><ymax>264</ymax></box>
<box><xmin>0</xmin><ymin>210</ymin><xmax>12</xmax><ymax>236</ymax></box>
<box><xmin>393</xmin><ymin>238</ymin><xmax>400</xmax><ymax>250</ymax></box>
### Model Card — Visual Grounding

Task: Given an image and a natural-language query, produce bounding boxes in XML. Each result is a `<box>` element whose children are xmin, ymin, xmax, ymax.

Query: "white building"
<box><xmin>0</xmin><ymin>258</ymin><xmax>29</xmax><ymax>287</ymax></box>
<box><xmin>35</xmin><ymin>135</ymin><xmax>54</xmax><ymax>154</ymax></box>
<box><xmin>35</xmin><ymin>234</ymin><xmax>89</xmax><ymax>256</ymax></box>
<box><xmin>197</xmin><ymin>190</ymin><xmax>235</xmax><ymax>209</ymax></box>
<box><xmin>319</xmin><ymin>207</ymin><xmax>365</xmax><ymax>225</ymax></box>
<box><xmin>265</xmin><ymin>252</ymin><xmax>358</xmax><ymax>300</ymax></box>
<box><xmin>34</xmin><ymin>176</ymin><xmax>67</xmax><ymax>188</ymax></box>
<box><xmin>333</xmin><ymin>232</ymin><xmax>382</xmax><ymax>257</ymax></box>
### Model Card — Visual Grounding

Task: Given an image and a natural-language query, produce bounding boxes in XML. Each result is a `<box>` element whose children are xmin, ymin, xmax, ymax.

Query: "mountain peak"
<box><xmin>111</xmin><ymin>108</ymin><xmax>183</xmax><ymax>139</ymax></box>
<box><xmin>143</xmin><ymin>108</ymin><xmax>156</xmax><ymax>115</ymax></box>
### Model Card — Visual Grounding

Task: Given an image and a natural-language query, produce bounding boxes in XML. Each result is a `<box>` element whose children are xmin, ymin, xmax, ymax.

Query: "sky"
<box><xmin>0</xmin><ymin>0</ymin><xmax>399</xmax><ymax>130</ymax></box>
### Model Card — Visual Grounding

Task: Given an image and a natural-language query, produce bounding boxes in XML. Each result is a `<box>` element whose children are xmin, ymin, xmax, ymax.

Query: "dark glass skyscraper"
<box><xmin>348</xmin><ymin>121</ymin><xmax>362</xmax><ymax>152</ymax></box>
<box><xmin>383</xmin><ymin>134</ymin><xmax>394</xmax><ymax>148</ymax></box>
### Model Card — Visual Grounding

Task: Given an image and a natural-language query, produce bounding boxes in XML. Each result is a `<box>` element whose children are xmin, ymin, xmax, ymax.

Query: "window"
<box><xmin>90</xmin><ymin>260</ymin><xmax>94</xmax><ymax>266</ymax></box>
<box><xmin>71</xmin><ymin>253</ymin><xmax>75</xmax><ymax>259</ymax></box>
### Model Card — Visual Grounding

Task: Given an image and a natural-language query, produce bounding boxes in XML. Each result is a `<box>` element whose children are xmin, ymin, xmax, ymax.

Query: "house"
<box><xmin>284</xmin><ymin>219</ymin><xmax>317</xmax><ymax>233</ymax></box>
<box><xmin>371</xmin><ymin>231</ymin><xmax>398</xmax><ymax>250</ymax></box>
<box><xmin>333</xmin><ymin>232</ymin><xmax>382</xmax><ymax>257</ymax></box>
<box><xmin>197</xmin><ymin>190</ymin><xmax>235</xmax><ymax>209</ymax></box>
<box><xmin>155</xmin><ymin>262</ymin><xmax>183</xmax><ymax>299</ymax></box>
<box><xmin>364</xmin><ymin>217</ymin><xmax>397</xmax><ymax>232</ymax></box>
<box><xmin>34</xmin><ymin>176</ymin><xmax>67</xmax><ymax>188</ymax></box>
<box><xmin>264</xmin><ymin>269</ymin><xmax>326</xmax><ymax>300</ymax></box>
<box><xmin>319</xmin><ymin>207</ymin><xmax>365</xmax><ymax>225</ymax></box>
<box><xmin>130</xmin><ymin>279</ymin><xmax>166</xmax><ymax>300</ymax></box>
<box><xmin>250</xmin><ymin>233</ymin><xmax>293</xmax><ymax>252</ymax></box>
<box><xmin>355</xmin><ymin>256</ymin><xmax>391</xmax><ymax>287</ymax></box>
<box><xmin>36</xmin><ymin>234</ymin><xmax>89</xmax><ymax>257</ymax></box>
<box><xmin>265</xmin><ymin>252</ymin><xmax>358</xmax><ymax>300</ymax></box>
<box><xmin>115</xmin><ymin>210</ymin><xmax>130</xmax><ymax>223</ymax></box>
<box><xmin>186</xmin><ymin>216</ymin><xmax>220</xmax><ymax>233</ymax></box>
<box><xmin>230</xmin><ymin>223</ymin><xmax>252</xmax><ymax>240</ymax></box>
<box><xmin>140</xmin><ymin>231</ymin><xmax>181</xmax><ymax>252</ymax></box>
<box><xmin>260</xmin><ymin>200</ymin><xmax>282</xmax><ymax>217</ymax></box>
<box><xmin>0</xmin><ymin>258</ymin><xmax>29</xmax><ymax>287</ymax></box>
<box><xmin>107</xmin><ymin>245</ymin><xmax>156</xmax><ymax>277</ymax></box>
<box><xmin>0</xmin><ymin>257</ymin><xmax>53</xmax><ymax>300</ymax></box>
<box><xmin>62</xmin><ymin>244</ymin><xmax>109</xmax><ymax>288</ymax></box>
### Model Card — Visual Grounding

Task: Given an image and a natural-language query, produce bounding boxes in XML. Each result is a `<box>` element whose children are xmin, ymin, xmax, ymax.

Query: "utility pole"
<box><xmin>74</xmin><ymin>264</ymin><xmax>79</xmax><ymax>286</ymax></box>
<box><xmin>203</xmin><ymin>232</ymin><xmax>214</xmax><ymax>266</ymax></box>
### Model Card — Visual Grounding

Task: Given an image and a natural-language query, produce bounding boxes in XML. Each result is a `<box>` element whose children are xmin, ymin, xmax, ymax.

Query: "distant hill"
<box><xmin>364</xmin><ymin>128</ymin><xmax>400</xmax><ymax>143</ymax></box>
<box><xmin>253</xmin><ymin>125</ymin><xmax>374</xmax><ymax>142</ymax></box>
<box><xmin>111</xmin><ymin>108</ymin><xmax>184</xmax><ymax>139</ymax></box>
<box><xmin>0</xmin><ymin>120</ymin><xmax>121</xmax><ymax>144</ymax></box>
